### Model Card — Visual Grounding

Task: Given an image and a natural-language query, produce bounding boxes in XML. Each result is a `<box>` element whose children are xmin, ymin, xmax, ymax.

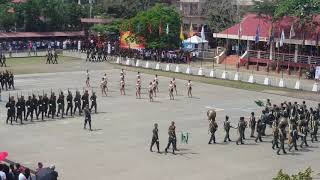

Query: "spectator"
<box><xmin>35</xmin><ymin>163</ymin><xmax>43</xmax><ymax>174</ymax></box>
<box><xmin>3</xmin><ymin>165</ymin><xmax>14</xmax><ymax>180</ymax></box>
<box><xmin>50</xmin><ymin>165</ymin><xmax>58</xmax><ymax>180</ymax></box>
<box><xmin>0</xmin><ymin>164</ymin><xmax>7</xmax><ymax>180</ymax></box>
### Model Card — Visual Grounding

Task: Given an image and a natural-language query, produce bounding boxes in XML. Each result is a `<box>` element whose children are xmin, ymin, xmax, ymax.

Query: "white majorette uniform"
<box><xmin>86</xmin><ymin>72</ymin><xmax>90</xmax><ymax>81</ymax></box>
<box><xmin>136</xmin><ymin>81</ymin><xmax>141</xmax><ymax>91</ymax></box>
<box><xmin>152</xmin><ymin>80</ymin><xmax>157</xmax><ymax>90</ymax></box>
<box><xmin>155</xmin><ymin>76</ymin><xmax>159</xmax><ymax>85</ymax></box>
<box><xmin>169</xmin><ymin>83</ymin><xmax>174</xmax><ymax>93</ymax></box>
<box><xmin>120</xmin><ymin>80</ymin><xmax>125</xmax><ymax>89</ymax></box>
<box><xmin>149</xmin><ymin>84</ymin><xmax>153</xmax><ymax>95</ymax></box>
<box><xmin>187</xmin><ymin>82</ymin><xmax>192</xmax><ymax>90</ymax></box>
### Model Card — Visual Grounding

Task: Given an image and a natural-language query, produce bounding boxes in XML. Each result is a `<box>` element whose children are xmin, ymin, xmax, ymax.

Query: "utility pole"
<box><xmin>89</xmin><ymin>0</ymin><xmax>93</xmax><ymax>18</ymax></box>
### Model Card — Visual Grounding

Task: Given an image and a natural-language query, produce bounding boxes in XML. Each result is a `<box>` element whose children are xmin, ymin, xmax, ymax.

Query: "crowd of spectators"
<box><xmin>0</xmin><ymin>162</ymin><xmax>58</xmax><ymax>180</ymax></box>
<box><xmin>119</xmin><ymin>48</ymin><xmax>197</xmax><ymax>64</ymax></box>
<box><xmin>0</xmin><ymin>39</ymin><xmax>86</xmax><ymax>54</ymax></box>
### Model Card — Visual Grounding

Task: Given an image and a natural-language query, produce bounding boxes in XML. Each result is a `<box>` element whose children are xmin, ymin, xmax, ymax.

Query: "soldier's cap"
<box><xmin>225</xmin><ymin>116</ymin><xmax>229</xmax><ymax>119</ymax></box>
<box><xmin>240</xmin><ymin>117</ymin><xmax>244</xmax><ymax>120</ymax></box>
<box><xmin>251</xmin><ymin>112</ymin><xmax>254</xmax><ymax>115</ymax></box>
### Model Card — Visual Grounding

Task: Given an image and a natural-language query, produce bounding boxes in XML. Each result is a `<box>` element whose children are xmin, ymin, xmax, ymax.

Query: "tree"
<box><xmin>22</xmin><ymin>0</ymin><xmax>43</xmax><ymax>31</ymax></box>
<box><xmin>100</xmin><ymin>0</ymin><xmax>163</xmax><ymax>19</ymax></box>
<box><xmin>125</xmin><ymin>4</ymin><xmax>181</xmax><ymax>49</ymax></box>
<box><xmin>203</xmin><ymin>0</ymin><xmax>239</xmax><ymax>32</ymax></box>
<box><xmin>274</xmin><ymin>0</ymin><xmax>320</xmax><ymax>25</ymax></box>
<box><xmin>250</xmin><ymin>0</ymin><xmax>280</xmax><ymax>22</ymax></box>
<box><xmin>90</xmin><ymin>19</ymin><xmax>122</xmax><ymax>35</ymax></box>
<box><xmin>0</xmin><ymin>2</ymin><xmax>16</xmax><ymax>31</ymax></box>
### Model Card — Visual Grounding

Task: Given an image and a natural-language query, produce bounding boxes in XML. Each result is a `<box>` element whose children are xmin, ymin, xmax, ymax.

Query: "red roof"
<box><xmin>0</xmin><ymin>31</ymin><xmax>85</xmax><ymax>39</ymax></box>
<box><xmin>80</xmin><ymin>18</ymin><xmax>113</xmax><ymax>24</ymax></box>
<box><xmin>220</xmin><ymin>14</ymin><xmax>320</xmax><ymax>41</ymax></box>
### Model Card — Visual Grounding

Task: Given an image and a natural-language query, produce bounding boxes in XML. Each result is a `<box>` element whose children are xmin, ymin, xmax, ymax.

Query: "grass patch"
<box><xmin>5</xmin><ymin>56</ymin><xmax>79</xmax><ymax>67</ymax></box>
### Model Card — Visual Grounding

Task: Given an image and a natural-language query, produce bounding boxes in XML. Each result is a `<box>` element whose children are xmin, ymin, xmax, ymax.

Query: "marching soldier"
<box><xmin>83</xmin><ymin>104</ymin><xmax>92</xmax><ymax>131</ymax></box>
<box><xmin>31</xmin><ymin>95</ymin><xmax>38</xmax><ymax>120</ymax></box>
<box><xmin>288</xmin><ymin>123</ymin><xmax>299</xmax><ymax>151</ymax></box>
<box><xmin>271</xmin><ymin>120</ymin><xmax>279</xmax><ymax>149</ymax></box>
<box><xmin>8</xmin><ymin>72</ymin><xmax>14</xmax><ymax>90</ymax></box>
<box><xmin>81</xmin><ymin>90</ymin><xmax>89</xmax><ymax>110</ymax></box>
<box><xmin>6</xmin><ymin>96</ymin><xmax>15</xmax><ymax>125</ymax></box>
<box><xmin>90</xmin><ymin>92</ymin><xmax>97</xmax><ymax>113</ymax></box>
<box><xmin>46</xmin><ymin>51</ymin><xmax>52</xmax><ymax>64</ymax></box>
<box><xmin>165</xmin><ymin>121</ymin><xmax>176</xmax><ymax>154</ymax></box>
<box><xmin>74</xmin><ymin>91</ymin><xmax>82</xmax><ymax>115</ymax></box>
<box><xmin>48</xmin><ymin>92</ymin><xmax>56</xmax><ymax>119</ymax></box>
<box><xmin>66</xmin><ymin>91</ymin><xmax>73</xmax><ymax>116</ymax></box>
<box><xmin>25</xmin><ymin>96</ymin><xmax>33</xmax><ymax>121</ymax></box>
<box><xmin>277</xmin><ymin>118</ymin><xmax>288</xmax><ymax>155</ymax></box>
<box><xmin>311</xmin><ymin>111</ymin><xmax>319</xmax><ymax>142</ymax></box>
<box><xmin>208</xmin><ymin>119</ymin><xmax>218</xmax><ymax>144</ymax></box>
<box><xmin>37</xmin><ymin>95</ymin><xmax>45</xmax><ymax>120</ymax></box>
<box><xmin>260</xmin><ymin>110</ymin><xmax>267</xmax><ymax>136</ymax></box>
<box><xmin>56</xmin><ymin>92</ymin><xmax>65</xmax><ymax>118</ymax></box>
<box><xmin>43</xmin><ymin>94</ymin><xmax>49</xmax><ymax>117</ymax></box>
<box><xmin>21</xmin><ymin>96</ymin><xmax>26</xmax><ymax>120</ymax></box>
<box><xmin>16</xmin><ymin>97</ymin><xmax>24</xmax><ymax>124</ymax></box>
<box><xmin>53</xmin><ymin>50</ymin><xmax>58</xmax><ymax>64</ymax></box>
<box><xmin>249</xmin><ymin>112</ymin><xmax>256</xmax><ymax>137</ymax></box>
<box><xmin>2</xmin><ymin>54</ymin><xmax>6</xmax><ymax>67</ymax></box>
<box><xmin>223</xmin><ymin>116</ymin><xmax>232</xmax><ymax>142</ymax></box>
<box><xmin>255</xmin><ymin>118</ymin><xmax>263</xmax><ymax>143</ymax></box>
<box><xmin>298</xmin><ymin>115</ymin><xmax>309</xmax><ymax>148</ymax></box>
<box><xmin>150</xmin><ymin>123</ymin><xmax>160</xmax><ymax>153</ymax></box>
<box><xmin>236</xmin><ymin>117</ymin><xmax>246</xmax><ymax>145</ymax></box>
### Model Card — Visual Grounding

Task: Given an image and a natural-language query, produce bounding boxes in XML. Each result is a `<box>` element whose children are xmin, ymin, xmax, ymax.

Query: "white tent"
<box><xmin>183</xmin><ymin>35</ymin><xmax>208</xmax><ymax>50</ymax></box>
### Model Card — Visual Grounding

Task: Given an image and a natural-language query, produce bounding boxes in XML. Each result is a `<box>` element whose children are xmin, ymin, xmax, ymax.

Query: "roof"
<box><xmin>183</xmin><ymin>35</ymin><xmax>208</xmax><ymax>44</ymax></box>
<box><xmin>80</xmin><ymin>18</ymin><xmax>113</xmax><ymax>24</ymax></box>
<box><xmin>0</xmin><ymin>31</ymin><xmax>85</xmax><ymax>39</ymax></box>
<box><xmin>220</xmin><ymin>13</ymin><xmax>320</xmax><ymax>41</ymax></box>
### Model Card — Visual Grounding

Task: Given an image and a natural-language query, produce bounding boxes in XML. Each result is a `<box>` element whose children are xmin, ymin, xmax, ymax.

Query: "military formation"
<box><xmin>205</xmin><ymin>99</ymin><xmax>320</xmax><ymax>155</ymax></box>
<box><xmin>86</xmin><ymin>48</ymin><xmax>110</xmax><ymax>62</ymax></box>
<box><xmin>0</xmin><ymin>70</ymin><xmax>15</xmax><ymax>91</ymax></box>
<box><xmin>5</xmin><ymin>89</ymin><xmax>97</xmax><ymax>129</ymax></box>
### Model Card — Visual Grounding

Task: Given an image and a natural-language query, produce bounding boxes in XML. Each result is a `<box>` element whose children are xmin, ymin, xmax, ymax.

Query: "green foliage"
<box><xmin>123</xmin><ymin>4</ymin><xmax>181</xmax><ymax>49</ymax></box>
<box><xmin>273</xmin><ymin>167</ymin><xmax>313</xmax><ymax>180</ymax></box>
<box><xmin>90</xmin><ymin>19</ymin><xmax>122</xmax><ymax>35</ymax></box>
<box><xmin>0</xmin><ymin>0</ymin><xmax>87</xmax><ymax>32</ymax></box>
<box><xmin>274</xmin><ymin>0</ymin><xmax>320</xmax><ymax>27</ymax></box>
<box><xmin>250</xmin><ymin>0</ymin><xmax>280</xmax><ymax>22</ymax></box>
<box><xmin>0</xmin><ymin>2</ymin><xmax>17</xmax><ymax>31</ymax></box>
<box><xmin>100</xmin><ymin>0</ymin><xmax>163</xmax><ymax>19</ymax></box>
<box><xmin>203</xmin><ymin>0</ymin><xmax>239</xmax><ymax>32</ymax></box>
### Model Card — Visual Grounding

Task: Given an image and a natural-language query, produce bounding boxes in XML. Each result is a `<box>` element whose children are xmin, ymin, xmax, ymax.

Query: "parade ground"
<box><xmin>1</xmin><ymin>59</ymin><xmax>320</xmax><ymax>179</ymax></box>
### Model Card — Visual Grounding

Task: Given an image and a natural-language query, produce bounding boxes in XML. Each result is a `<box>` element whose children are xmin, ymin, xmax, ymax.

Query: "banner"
<box><xmin>120</xmin><ymin>31</ymin><xmax>145</xmax><ymax>49</ymax></box>
<box><xmin>315</xmin><ymin>66</ymin><xmax>320</xmax><ymax>80</ymax></box>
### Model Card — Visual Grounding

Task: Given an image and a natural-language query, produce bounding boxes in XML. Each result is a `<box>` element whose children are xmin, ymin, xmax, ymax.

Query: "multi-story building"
<box><xmin>177</xmin><ymin>0</ymin><xmax>256</xmax><ymax>32</ymax></box>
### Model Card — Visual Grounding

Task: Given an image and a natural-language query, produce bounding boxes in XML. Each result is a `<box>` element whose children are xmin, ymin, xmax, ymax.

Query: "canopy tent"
<box><xmin>182</xmin><ymin>35</ymin><xmax>208</xmax><ymax>50</ymax></box>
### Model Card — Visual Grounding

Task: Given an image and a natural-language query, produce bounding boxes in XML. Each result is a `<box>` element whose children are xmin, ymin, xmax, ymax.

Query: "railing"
<box><xmin>244</xmin><ymin>50</ymin><xmax>320</xmax><ymax>65</ymax></box>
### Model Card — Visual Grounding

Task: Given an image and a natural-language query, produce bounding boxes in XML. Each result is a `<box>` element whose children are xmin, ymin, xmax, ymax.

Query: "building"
<box><xmin>213</xmin><ymin>13</ymin><xmax>320</xmax><ymax>68</ymax></box>
<box><xmin>177</xmin><ymin>0</ymin><xmax>256</xmax><ymax>32</ymax></box>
